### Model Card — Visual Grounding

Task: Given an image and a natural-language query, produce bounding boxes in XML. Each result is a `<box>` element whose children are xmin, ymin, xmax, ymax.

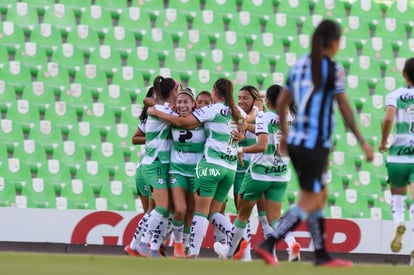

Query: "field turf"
<box><xmin>0</xmin><ymin>252</ymin><xmax>412</xmax><ymax>275</ymax></box>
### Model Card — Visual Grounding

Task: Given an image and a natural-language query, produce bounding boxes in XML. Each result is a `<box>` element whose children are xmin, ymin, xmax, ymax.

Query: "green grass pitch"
<box><xmin>0</xmin><ymin>252</ymin><xmax>412</xmax><ymax>275</ymax></box>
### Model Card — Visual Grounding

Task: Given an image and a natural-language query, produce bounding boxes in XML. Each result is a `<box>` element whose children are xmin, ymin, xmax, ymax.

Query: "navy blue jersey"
<box><xmin>285</xmin><ymin>55</ymin><xmax>345</xmax><ymax>149</ymax></box>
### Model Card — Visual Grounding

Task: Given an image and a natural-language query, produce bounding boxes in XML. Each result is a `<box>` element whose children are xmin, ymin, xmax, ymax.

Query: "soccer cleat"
<box><xmin>315</xmin><ymin>258</ymin><xmax>353</xmax><ymax>267</ymax></box>
<box><xmin>213</xmin><ymin>242</ymin><xmax>228</xmax><ymax>259</ymax></box>
<box><xmin>410</xmin><ymin>250</ymin><xmax>414</xmax><ymax>267</ymax></box>
<box><xmin>159</xmin><ymin>244</ymin><xmax>168</xmax><ymax>257</ymax></box>
<box><xmin>173</xmin><ymin>242</ymin><xmax>186</xmax><ymax>258</ymax></box>
<box><xmin>136</xmin><ymin>242</ymin><xmax>149</xmax><ymax>257</ymax></box>
<box><xmin>253</xmin><ymin>241</ymin><xmax>278</xmax><ymax>266</ymax></box>
<box><xmin>288</xmin><ymin>242</ymin><xmax>301</xmax><ymax>262</ymax></box>
<box><xmin>232</xmin><ymin>239</ymin><xmax>249</xmax><ymax>260</ymax></box>
<box><xmin>124</xmin><ymin>244</ymin><xmax>141</xmax><ymax>257</ymax></box>
<box><xmin>391</xmin><ymin>223</ymin><xmax>406</xmax><ymax>253</ymax></box>
<box><xmin>148</xmin><ymin>249</ymin><xmax>161</xmax><ymax>258</ymax></box>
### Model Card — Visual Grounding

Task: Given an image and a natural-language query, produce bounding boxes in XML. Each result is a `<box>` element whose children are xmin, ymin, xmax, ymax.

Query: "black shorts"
<box><xmin>288</xmin><ymin>144</ymin><xmax>330</xmax><ymax>193</ymax></box>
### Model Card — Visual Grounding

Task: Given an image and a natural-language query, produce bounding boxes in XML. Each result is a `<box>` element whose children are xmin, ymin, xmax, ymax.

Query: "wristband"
<box><xmin>252</xmin><ymin>106</ymin><xmax>259</xmax><ymax>112</ymax></box>
<box><xmin>238</xmin><ymin>147</ymin><xmax>243</xmax><ymax>153</ymax></box>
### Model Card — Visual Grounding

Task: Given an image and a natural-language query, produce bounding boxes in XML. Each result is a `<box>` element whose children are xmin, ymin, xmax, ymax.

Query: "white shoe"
<box><xmin>213</xmin><ymin>242</ymin><xmax>228</xmax><ymax>259</ymax></box>
<box><xmin>288</xmin><ymin>242</ymin><xmax>301</xmax><ymax>262</ymax></box>
<box><xmin>391</xmin><ymin>222</ymin><xmax>406</xmax><ymax>253</ymax></box>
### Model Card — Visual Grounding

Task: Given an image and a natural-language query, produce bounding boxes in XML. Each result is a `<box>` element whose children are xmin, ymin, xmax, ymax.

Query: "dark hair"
<box><xmin>311</xmin><ymin>19</ymin><xmax>341</xmax><ymax>92</ymax></box>
<box><xmin>196</xmin><ymin>90</ymin><xmax>212</xmax><ymax>101</ymax></box>
<box><xmin>266</xmin><ymin>84</ymin><xmax>296</xmax><ymax>115</ymax></box>
<box><xmin>139</xmin><ymin>86</ymin><xmax>154</xmax><ymax>121</ymax></box>
<box><xmin>213</xmin><ymin>78</ymin><xmax>242</xmax><ymax>123</ymax></box>
<box><xmin>239</xmin><ymin>85</ymin><xmax>261</xmax><ymax>102</ymax></box>
<box><xmin>153</xmin><ymin>75</ymin><xmax>178</xmax><ymax>102</ymax></box>
<box><xmin>403</xmin><ymin>57</ymin><xmax>414</xmax><ymax>84</ymax></box>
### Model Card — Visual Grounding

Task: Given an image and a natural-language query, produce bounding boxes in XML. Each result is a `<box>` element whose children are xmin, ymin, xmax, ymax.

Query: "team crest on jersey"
<box><xmin>170</xmin><ymin>176</ymin><xmax>177</xmax><ymax>184</ymax></box>
<box><xmin>157</xmin><ymin>177</ymin><xmax>164</xmax><ymax>185</ymax></box>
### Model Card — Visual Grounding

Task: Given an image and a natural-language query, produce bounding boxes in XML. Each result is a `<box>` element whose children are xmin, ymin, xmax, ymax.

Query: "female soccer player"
<box><xmin>254</xmin><ymin>19</ymin><xmax>373</xmax><ymax>267</ymax></box>
<box><xmin>136</xmin><ymin>76</ymin><xmax>180</xmax><ymax>257</ymax></box>
<box><xmin>148</xmin><ymin>78</ymin><xmax>246</xmax><ymax>257</ymax></box>
<box><xmin>379</xmin><ymin>57</ymin><xmax>414</xmax><ymax>265</ymax></box>
<box><xmin>195</xmin><ymin>90</ymin><xmax>213</xmax><ymax>108</ymax></box>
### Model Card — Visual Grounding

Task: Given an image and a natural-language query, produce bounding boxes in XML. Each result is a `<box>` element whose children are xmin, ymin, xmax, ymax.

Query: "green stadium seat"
<box><xmin>2</xmin><ymin>158</ymin><xmax>32</xmax><ymax>194</ymax></box>
<box><xmin>227</xmin><ymin>11</ymin><xmax>261</xmax><ymax>44</ymax></box>
<box><xmin>79</xmin><ymin>5</ymin><xmax>113</xmax><ymax>39</ymax></box>
<box><xmin>28</xmin><ymin>120</ymin><xmax>62</xmax><ymax>155</ymax></box>
<box><xmin>214</xmin><ymin>31</ymin><xmax>247</xmax><ymax>64</ymax></box>
<box><xmin>36</xmin><ymin>159</ymin><xmax>72</xmax><ymax>195</ymax></box>
<box><xmin>237</xmin><ymin>51</ymin><xmax>270</xmax><ymax>82</ymax></box>
<box><xmin>261</xmin><ymin>72</ymin><xmax>285</xmax><ymax>91</ymax></box>
<box><xmin>177</xmin><ymin>29</ymin><xmax>211</xmax><ymax>63</ymax></box>
<box><xmin>66</xmin><ymin>25</ymin><xmax>100</xmax><ymax>58</ymax></box>
<box><xmin>335</xmin><ymin>36</ymin><xmax>358</xmax><ymax>70</ymax></box>
<box><xmin>200</xmin><ymin>49</ymin><xmax>234</xmax><ymax>73</ymax></box>
<box><xmin>118</xmin><ymin>6</ymin><xmax>152</xmax><ymax>40</ymax></box>
<box><xmin>232</xmin><ymin>70</ymin><xmax>261</xmax><ymax>91</ymax></box>
<box><xmin>386</xmin><ymin>0</ymin><xmax>414</xmax><ymax>31</ymax></box>
<box><xmin>0</xmin><ymin>44</ymin><xmax>9</xmax><ymax>69</ymax></box>
<box><xmin>204</xmin><ymin>0</ymin><xmax>238</xmax><ymax>23</ymax></box>
<box><xmin>154</xmin><ymin>8</ymin><xmax>190</xmax><ymax>42</ymax></box>
<box><xmin>163</xmin><ymin>48</ymin><xmax>197</xmax><ymax>81</ymax></box>
<box><xmin>43</xmin><ymin>101</ymin><xmax>79</xmax><ymax>135</ymax></box>
<box><xmin>157</xmin><ymin>67</ymin><xmax>183</xmax><ymax>84</ymax></box>
<box><xmin>103</xmin><ymin>26</ymin><xmax>136</xmax><ymax>59</ymax></box>
<box><xmin>0</xmin><ymin>21</ymin><xmax>24</xmax><ymax>55</ymax></box>
<box><xmin>371</xmin><ymin>77</ymin><xmax>396</xmax><ymax>95</ymax></box>
<box><xmin>360</xmin><ymin>94</ymin><xmax>384</xmax><ymax>120</ymax></box>
<box><xmin>14</xmin><ymin>42</ymin><xmax>48</xmax><ymax>76</ymax></box>
<box><xmin>187</xmin><ymin>69</ymin><xmax>219</xmax><ymax>93</ymax></box>
<box><xmin>373</xmin><ymin>18</ymin><xmax>407</xmax><ymax>48</ymax></box>
<box><xmin>21</xmin><ymin>177</ymin><xmax>56</xmax><ymax>208</ymax></box>
<box><xmin>274</xmin><ymin>52</ymin><xmax>298</xmax><ymax>74</ymax></box>
<box><xmin>99</xmin><ymin>180</ymin><xmax>135</xmax><ymax>211</ymax></box>
<box><xmin>29</xmin><ymin>23</ymin><xmax>62</xmax><ymax>57</ymax></box>
<box><xmin>140</xmin><ymin>28</ymin><xmax>175</xmax><ymax>61</ymax></box>
<box><xmin>58</xmin><ymin>0</ymin><xmax>90</xmax><ymax>17</ymax></box>
<box><xmin>312</xmin><ymin>0</ymin><xmax>347</xmax><ymax>19</ymax></box>
<box><xmin>6</xmin><ymin>2</ymin><xmax>38</xmax><ymax>35</ymax></box>
<box><xmin>167</xmin><ymin>0</ymin><xmax>198</xmax><ymax>21</ymax></box>
<box><xmin>73</xmin><ymin>64</ymin><xmax>108</xmax><ymax>98</ymax></box>
<box><xmin>119</xmin><ymin>103</ymin><xmax>142</xmax><ymax>129</ymax></box>
<box><xmin>287</xmin><ymin>35</ymin><xmax>309</xmax><ymax>58</ymax></box>
<box><xmin>190</xmin><ymin>10</ymin><xmax>225</xmax><ymax>43</ymax></box>
<box><xmin>276</xmin><ymin>0</ymin><xmax>311</xmax><ymax>20</ymax></box>
<box><xmin>0</xmin><ymin>0</ymin><xmax>17</xmax><ymax>15</ymax></box>
<box><xmin>97</xmin><ymin>84</ymin><xmax>131</xmax><ymax>117</ymax></box>
<box><xmin>0</xmin><ymin>61</ymin><xmax>32</xmax><ymax>95</ymax></box>
<box><xmin>341</xmin><ymin>16</ymin><xmax>373</xmax><ymax>48</ymax></box>
<box><xmin>75</xmin><ymin>160</ymin><xmax>110</xmax><ymax>195</ymax></box>
<box><xmin>6</xmin><ymin>99</ymin><xmax>40</xmax><ymax>134</ymax></box>
<box><xmin>51</xmin><ymin>43</ymin><xmax>84</xmax><ymax>77</ymax></box>
<box><xmin>125</xmin><ymin>46</ymin><xmax>159</xmax><ymax>81</ymax></box>
<box><xmin>251</xmin><ymin>32</ymin><xmax>285</xmax><ymax>66</ymax></box>
<box><xmin>384</xmin><ymin>57</ymin><xmax>407</xmax><ymax>79</ymax></box>
<box><xmin>345</xmin><ymin>74</ymin><xmax>370</xmax><ymax>104</ymax></box>
<box><xmin>397</xmin><ymin>38</ymin><xmax>414</xmax><ymax>58</ymax></box>
<box><xmin>334</xmin><ymin>188</ymin><xmax>370</xmax><ymax>219</ymax></box>
<box><xmin>347</xmin><ymin>55</ymin><xmax>382</xmax><ymax>79</ymax></box>
<box><xmin>0</xmin><ymin>81</ymin><xmax>16</xmax><ymax>114</ymax></box>
<box><xmin>299</xmin><ymin>14</ymin><xmax>323</xmax><ymax>37</ymax></box>
<box><xmin>264</xmin><ymin>13</ymin><xmax>298</xmax><ymax>46</ymax></box>
<box><xmin>95</xmin><ymin>0</ymin><xmax>127</xmax><ymax>19</ymax></box>
<box><xmin>13</xmin><ymin>139</ymin><xmax>47</xmax><ymax>173</ymax></box>
<box><xmin>241</xmin><ymin>0</ymin><xmax>275</xmax><ymax>19</ymax></box>
<box><xmin>88</xmin><ymin>45</ymin><xmax>122</xmax><ymax>78</ymax></box>
<box><xmin>0</xmin><ymin>177</ymin><xmax>16</xmax><ymax>207</ymax></box>
<box><xmin>59</xmin><ymin>179</ymin><xmax>96</xmax><ymax>210</ymax></box>
<box><xmin>90</xmin><ymin>142</ymin><xmax>125</xmax><ymax>176</ymax></box>
<box><xmin>83</xmin><ymin>102</ymin><xmax>116</xmax><ymax>136</ymax></box>
<box><xmin>66</xmin><ymin>121</ymin><xmax>102</xmax><ymax>156</ymax></box>
<box><xmin>111</xmin><ymin>66</ymin><xmax>146</xmax><ymax>102</ymax></box>
<box><xmin>348</xmin><ymin>0</ymin><xmax>386</xmax><ymax>19</ymax></box>
<box><xmin>52</xmin><ymin>140</ymin><xmax>87</xmax><ymax>173</ymax></box>
<box><xmin>113</xmin><ymin>161</ymin><xmax>137</xmax><ymax>194</ymax></box>
<box><xmin>43</xmin><ymin>3</ymin><xmax>76</xmax><ymax>37</ymax></box>
<box><xmin>105</xmin><ymin>123</ymin><xmax>135</xmax><ymax>156</ymax></box>
<box><xmin>27</xmin><ymin>0</ymin><xmax>55</xmax><ymax>16</ymax></box>
<box><xmin>36</xmin><ymin>62</ymin><xmax>70</xmax><ymax>96</ymax></box>
<box><xmin>21</xmin><ymin>81</ymin><xmax>55</xmax><ymax>115</ymax></box>
<box><xmin>0</xmin><ymin>119</ymin><xmax>23</xmax><ymax>153</ymax></box>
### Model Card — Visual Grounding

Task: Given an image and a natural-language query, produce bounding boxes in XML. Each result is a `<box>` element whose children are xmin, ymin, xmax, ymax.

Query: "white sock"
<box><xmin>214</xmin><ymin>226</ymin><xmax>227</xmax><ymax>243</ymax></box>
<box><xmin>172</xmin><ymin>220</ymin><xmax>185</xmax><ymax>243</ymax></box>
<box><xmin>209</xmin><ymin>212</ymin><xmax>233</xmax><ymax>242</ymax></box>
<box><xmin>391</xmin><ymin>195</ymin><xmax>406</xmax><ymax>224</ymax></box>
<box><xmin>226</xmin><ymin>222</ymin><xmax>246</xmax><ymax>258</ymax></box>
<box><xmin>410</xmin><ymin>203</ymin><xmax>414</xmax><ymax>249</ymax></box>
<box><xmin>284</xmin><ymin>231</ymin><xmax>296</xmax><ymax>248</ymax></box>
<box><xmin>189</xmin><ymin>214</ymin><xmax>209</xmax><ymax>257</ymax></box>
<box><xmin>149</xmin><ymin>215</ymin><xmax>168</xmax><ymax>250</ymax></box>
<box><xmin>130</xmin><ymin>212</ymin><xmax>150</xmax><ymax>250</ymax></box>
<box><xmin>242</xmin><ymin>221</ymin><xmax>252</xmax><ymax>260</ymax></box>
<box><xmin>140</xmin><ymin>209</ymin><xmax>163</xmax><ymax>245</ymax></box>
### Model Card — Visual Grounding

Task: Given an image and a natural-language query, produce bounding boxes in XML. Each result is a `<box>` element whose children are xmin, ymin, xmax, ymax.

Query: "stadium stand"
<box><xmin>0</xmin><ymin>0</ymin><xmax>410</xmax><ymax>221</ymax></box>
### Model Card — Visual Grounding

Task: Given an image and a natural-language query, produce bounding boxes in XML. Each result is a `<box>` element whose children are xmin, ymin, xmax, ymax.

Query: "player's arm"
<box><xmin>237</xmin><ymin>133</ymin><xmax>267</xmax><ymax>167</ymax></box>
<box><xmin>276</xmin><ymin>88</ymin><xmax>293</xmax><ymax>155</ymax></box>
<box><xmin>148</xmin><ymin>107</ymin><xmax>201</xmax><ymax>129</ymax></box>
<box><xmin>379</xmin><ymin>105</ymin><xmax>396</xmax><ymax>152</ymax></box>
<box><xmin>132</xmin><ymin>127</ymin><xmax>145</xmax><ymax>145</ymax></box>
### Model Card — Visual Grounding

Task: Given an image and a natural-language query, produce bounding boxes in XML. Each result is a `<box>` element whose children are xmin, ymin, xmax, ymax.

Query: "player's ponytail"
<box><xmin>214</xmin><ymin>78</ymin><xmax>242</xmax><ymax>123</ymax></box>
<box><xmin>311</xmin><ymin>20</ymin><xmax>341</xmax><ymax>93</ymax></box>
<box><xmin>403</xmin><ymin>57</ymin><xmax>414</xmax><ymax>85</ymax></box>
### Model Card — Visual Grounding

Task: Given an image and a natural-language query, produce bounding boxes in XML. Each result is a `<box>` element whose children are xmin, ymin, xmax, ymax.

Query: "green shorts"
<box><xmin>135</xmin><ymin>166</ymin><xmax>150</xmax><ymax>197</ymax></box>
<box><xmin>169</xmin><ymin>173</ymin><xmax>195</xmax><ymax>193</ymax></box>
<box><xmin>387</xmin><ymin>162</ymin><xmax>414</xmax><ymax>188</ymax></box>
<box><xmin>239</xmin><ymin>171</ymin><xmax>288</xmax><ymax>202</ymax></box>
<box><xmin>141</xmin><ymin>160</ymin><xmax>170</xmax><ymax>190</ymax></box>
<box><xmin>194</xmin><ymin>158</ymin><xmax>236</xmax><ymax>203</ymax></box>
<box><xmin>233</xmin><ymin>171</ymin><xmax>245</xmax><ymax>196</ymax></box>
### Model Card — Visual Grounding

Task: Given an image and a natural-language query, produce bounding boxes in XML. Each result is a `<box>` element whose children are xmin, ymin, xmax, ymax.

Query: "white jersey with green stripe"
<box><xmin>192</xmin><ymin>102</ymin><xmax>247</xmax><ymax>171</ymax></box>
<box><xmin>135</xmin><ymin>120</ymin><xmax>146</xmax><ymax>169</ymax></box>
<box><xmin>249</xmin><ymin>111</ymin><xmax>293</xmax><ymax>182</ymax></box>
<box><xmin>385</xmin><ymin>86</ymin><xmax>414</xmax><ymax>163</ymax></box>
<box><xmin>170</xmin><ymin>124</ymin><xmax>206</xmax><ymax>177</ymax></box>
<box><xmin>141</xmin><ymin>103</ymin><xmax>177</xmax><ymax>165</ymax></box>
<box><xmin>237</xmin><ymin>129</ymin><xmax>256</xmax><ymax>173</ymax></box>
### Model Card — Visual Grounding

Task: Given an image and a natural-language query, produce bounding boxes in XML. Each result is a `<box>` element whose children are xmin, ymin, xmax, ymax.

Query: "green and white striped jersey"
<box><xmin>385</xmin><ymin>87</ymin><xmax>414</xmax><ymax>163</ymax></box>
<box><xmin>141</xmin><ymin>103</ymin><xmax>177</xmax><ymax>165</ymax></box>
<box><xmin>236</xmin><ymin>129</ymin><xmax>256</xmax><ymax>173</ymax></box>
<box><xmin>170</xmin><ymin>124</ymin><xmax>206</xmax><ymax>177</ymax></box>
<box><xmin>192</xmin><ymin>102</ymin><xmax>246</xmax><ymax>171</ymax></box>
<box><xmin>249</xmin><ymin>111</ymin><xmax>292</xmax><ymax>182</ymax></box>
